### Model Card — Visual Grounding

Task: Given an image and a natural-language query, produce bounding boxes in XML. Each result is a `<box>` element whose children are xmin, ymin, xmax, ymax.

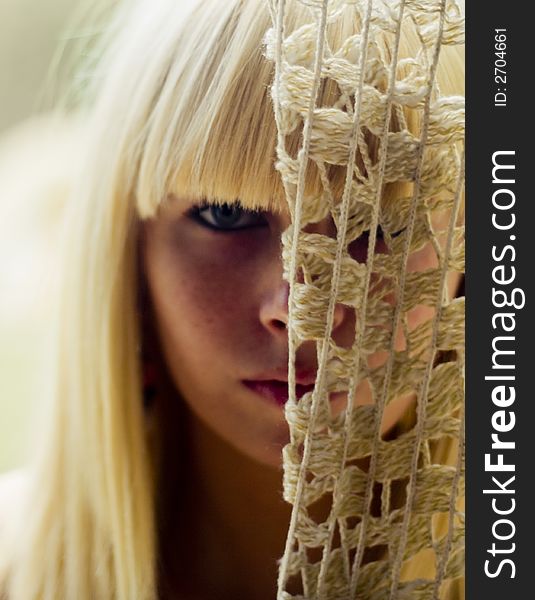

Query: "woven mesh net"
<box><xmin>264</xmin><ymin>0</ymin><xmax>465</xmax><ymax>598</ymax></box>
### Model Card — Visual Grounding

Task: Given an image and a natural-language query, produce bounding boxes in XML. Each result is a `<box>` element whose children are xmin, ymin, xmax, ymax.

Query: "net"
<box><xmin>264</xmin><ymin>1</ymin><xmax>465</xmax><ymax>598</ymax></box>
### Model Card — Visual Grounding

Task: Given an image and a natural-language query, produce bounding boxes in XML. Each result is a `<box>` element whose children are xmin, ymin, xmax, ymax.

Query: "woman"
<box><xmin>0</xmin><ymin>0</ymin><xmax>465</xmax><ymax>598</ymax></box>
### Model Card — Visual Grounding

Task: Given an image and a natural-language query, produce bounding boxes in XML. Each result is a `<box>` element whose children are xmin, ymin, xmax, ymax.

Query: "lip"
<box><xmin>246</xmin><ymin>368</ymin><xmax>317</xmax><ymax>385</ymax></box>
<box><xmin>242</xmin><ymin>380</ymin><xmax>315</xmax><ymax>406</ymax></box>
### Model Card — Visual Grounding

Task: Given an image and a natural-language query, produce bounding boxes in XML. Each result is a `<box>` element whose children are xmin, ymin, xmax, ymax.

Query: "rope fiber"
<box><xmin>264</xmin><ymin>1</ymin><xmax>465</xmax><ymax>598</ymax></box>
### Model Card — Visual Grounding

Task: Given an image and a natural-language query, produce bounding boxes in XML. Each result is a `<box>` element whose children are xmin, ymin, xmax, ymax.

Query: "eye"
<box><xmin>348</xmin><ymin>225</ymin><xmax>406</xmax><ymax>262</ymax></box>
<box><xmin>188</xmin><ymin>202</ymin><xmax>267</xmax><ymax>231</ymax></box>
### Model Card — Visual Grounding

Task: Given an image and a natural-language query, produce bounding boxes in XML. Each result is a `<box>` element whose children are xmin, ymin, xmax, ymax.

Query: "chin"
<box><xmin>240</xmin><ymin>425</ymin><xmax>290</xmax><ymax>469</ymax></box>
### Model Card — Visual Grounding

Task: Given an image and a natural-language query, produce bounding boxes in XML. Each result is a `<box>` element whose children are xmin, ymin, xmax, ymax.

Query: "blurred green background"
<box><xmin>0</xmin><ymin>0</ymin><xmax>96</xmax><ymax>472</ymax></box>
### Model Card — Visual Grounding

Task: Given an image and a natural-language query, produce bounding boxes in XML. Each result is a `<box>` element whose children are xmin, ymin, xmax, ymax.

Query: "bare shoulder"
<box><xmin>0</xmin><ymin>469</ymin><xmax>29</xmax><ymax>531</ymax></box>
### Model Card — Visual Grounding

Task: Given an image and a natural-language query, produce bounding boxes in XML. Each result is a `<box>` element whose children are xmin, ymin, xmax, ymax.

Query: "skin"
<box><xmin>141</xmin><ymin>197</ymin><xmax>461</xmax><ymax>598</ymax></box>
<box><xmin>142</xmin><ymin>197</ymin><xmax>458</xmax><ymax>466</ymax></box>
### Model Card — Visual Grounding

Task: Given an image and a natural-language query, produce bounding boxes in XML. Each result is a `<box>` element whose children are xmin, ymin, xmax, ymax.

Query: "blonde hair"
<box><xmin>0</xmin><ymin>1</ymin><xmax>464</xmax><ymax>598</ymax></box>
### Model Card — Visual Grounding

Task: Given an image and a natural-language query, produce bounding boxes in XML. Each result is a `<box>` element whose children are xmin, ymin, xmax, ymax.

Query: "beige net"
<box><xmin>264</xmin><ymin>0</ymin><xmax>465</xmax><ymax>598</ymax></box>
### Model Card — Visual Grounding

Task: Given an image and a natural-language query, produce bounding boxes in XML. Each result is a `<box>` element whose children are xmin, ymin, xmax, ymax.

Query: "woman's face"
<box><xmin>142</xmin><ymin>197</ymin><xmax>458</xmax><ymax>467</ymax></box>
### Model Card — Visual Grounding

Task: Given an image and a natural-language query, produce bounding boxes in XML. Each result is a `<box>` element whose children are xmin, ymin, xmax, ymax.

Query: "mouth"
<box><xmin>242</xmin><ymin>380</ymin><xmax>315</xmax><ymax>406</ymax></box>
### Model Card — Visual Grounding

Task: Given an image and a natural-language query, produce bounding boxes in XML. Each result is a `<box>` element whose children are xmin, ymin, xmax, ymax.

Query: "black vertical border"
<box><xmin>466</xmin><ymin>2</ymin><xmax>533</xmax><ymax>597</ymax></box>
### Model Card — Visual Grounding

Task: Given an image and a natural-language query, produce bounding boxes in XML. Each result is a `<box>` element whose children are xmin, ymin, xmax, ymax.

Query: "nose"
<box><xmin>259</xmin><ymin>277</ymin><xmax>346</xmax><ymax>337</ymax></box>
<box><xmin>259</xmin><ymin>279</ymin><xmax>289</xmax><ymax>334</ymax></box>
<box><xmin>259</xmin><ymin>212</ymin><xmax>347</xmax><ymax>337</ymax></box>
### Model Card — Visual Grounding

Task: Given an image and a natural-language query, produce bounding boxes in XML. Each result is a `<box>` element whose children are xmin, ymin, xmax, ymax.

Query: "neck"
<box><xmin>158</xmin><ymin>407</ymin><xmax>291</xmax><ymax>600</ymax></box>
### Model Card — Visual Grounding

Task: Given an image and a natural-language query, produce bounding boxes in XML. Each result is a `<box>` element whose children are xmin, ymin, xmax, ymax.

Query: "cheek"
<box><xmin>141</xmin><ymin>220</ymin><xmax>282</xmax><ymax>395</ymax></box>
<box><xmin>366</xmin><ymin>240</ymin><xmax>453</xmax><ymax>368</ymax></box>
<box><xmin>144</xmin><ymin>228</ymin><xmax>255</xmax><ymax>352</ymax></box>
<box><xmin>160</xmin><ymin>256</ymin><xmax>240</xmax><ymax>339</ymax></box>
<box><xmin>405</xmin><ymin>240</ymin><xmax>462</xmax><ymax>331</ymax></box>
<box><xmin>405</xmin><ymin>242</ymin><xmax>439</xmax><ymax>332</ymax></box>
